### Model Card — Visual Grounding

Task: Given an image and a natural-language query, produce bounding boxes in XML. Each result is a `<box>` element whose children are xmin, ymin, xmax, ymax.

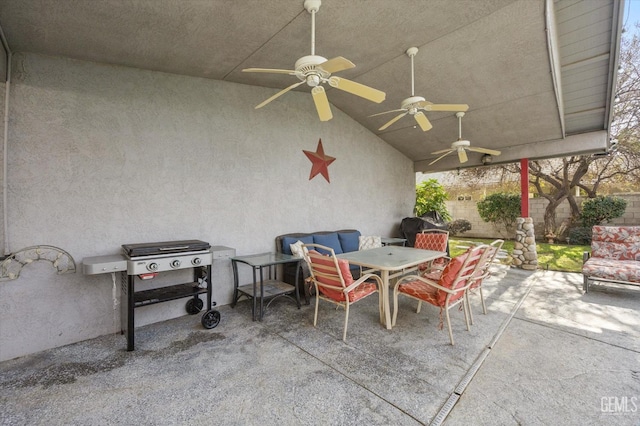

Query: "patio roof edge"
<box><xmin>414</xmin><ymin>130</ymin><xmax>608</xmax><ymax>173</ymax></box>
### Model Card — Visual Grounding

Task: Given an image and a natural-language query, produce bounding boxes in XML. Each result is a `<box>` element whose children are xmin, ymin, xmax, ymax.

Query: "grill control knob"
<box><xmin>192</xmin><ymin>257</ymin><xmax>202</xmax><ymax>266</ymax></box>
<box><xmin>147</xmin><ymin>262</ymin><xmax>159</xmax><ymax>272</ymax></box>
<box><xmin>170</xmin><ymin>259</ymin><xmax>181</xmax><ymax>269</ymax></box>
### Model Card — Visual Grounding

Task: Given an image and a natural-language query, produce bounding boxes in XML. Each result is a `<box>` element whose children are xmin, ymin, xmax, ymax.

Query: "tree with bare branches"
<box><xmin>449</xmin><ymin>27</ymin><xmax>640</xmax><ymax>239</ymax></box>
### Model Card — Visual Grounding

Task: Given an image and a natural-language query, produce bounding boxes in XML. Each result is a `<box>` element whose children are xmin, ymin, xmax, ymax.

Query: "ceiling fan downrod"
<box><xmin>406</xmin><ymin>47</ymin><xmax>418</xmax><ymax>97</ymax></box>
<box><xmin>304</xmin><ymin>0</ymin><xmax>321</xmax><ymax>56</ymax></box>
<box><xmin>457</xmin><ymin>111</ymin><xmax>465</xmax><ymax>140</ymax></box>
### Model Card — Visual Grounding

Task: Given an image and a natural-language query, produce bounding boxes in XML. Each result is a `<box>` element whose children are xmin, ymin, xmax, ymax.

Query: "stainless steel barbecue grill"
<box><xmin>83</xmin><ymin>239</ymin><xmax>221</xmax><ymax>351</ymax></box>
<box><xmin>118</xmin><ymin>240</ymin><xmax>219</xmax><ymax>351</ymax></box>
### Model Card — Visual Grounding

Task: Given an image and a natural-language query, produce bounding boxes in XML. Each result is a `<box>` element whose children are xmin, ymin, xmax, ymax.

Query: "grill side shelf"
<box><xmin>133</xmin><ymin>282</ymin><xmax>205</xmax><ymax>307</ymax></box>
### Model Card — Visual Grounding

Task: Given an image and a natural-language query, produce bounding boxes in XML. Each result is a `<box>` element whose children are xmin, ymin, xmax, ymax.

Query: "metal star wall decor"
<box><xmin>303</xmin><ymin>138</ymin><xmax>335</xmax><ymax>183</ymax></box>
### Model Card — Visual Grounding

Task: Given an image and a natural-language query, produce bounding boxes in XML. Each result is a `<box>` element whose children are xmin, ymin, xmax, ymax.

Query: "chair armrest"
<box><xmin>421</xmin><ymin>256</ymin><xmax>451</xmax><ymax>274</ymax></box>
<box><xmin>394</xmin><ymin>274</ymin><xmax>472</xmax><ymax>294</ymax></box>
<box><xmin>345</xmin><ymin>273</ymin><xmax>383</xmax><ymax>293</ymax></box>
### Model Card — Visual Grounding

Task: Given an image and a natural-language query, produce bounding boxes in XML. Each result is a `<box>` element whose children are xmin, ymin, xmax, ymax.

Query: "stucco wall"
<box><xmin>446</xmin><ymin>193</ymin><xmax>640</xmax><ymax>239</ymax></box>
<box><xmin>0</xmin><ymin>53</ymin><xmax>415</xmax><ymax>361</ymax></box>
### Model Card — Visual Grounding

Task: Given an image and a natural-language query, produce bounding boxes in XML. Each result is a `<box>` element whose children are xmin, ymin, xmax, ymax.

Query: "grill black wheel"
<box><xmin>186</xmin><ymin>297</ymin><xmax>204</xmax><ymax>314</ymax></box>
<box><xmin>201</xmin><ymin>310</ymin><xmax>221</xmax><ymax>329</ymax></box>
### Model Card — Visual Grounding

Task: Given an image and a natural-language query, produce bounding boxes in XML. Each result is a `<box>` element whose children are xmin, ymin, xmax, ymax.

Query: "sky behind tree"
<box><xmin>624</xmin><ymin>0</ymin><xmax>640</xmax><ymax>36</ymax></box>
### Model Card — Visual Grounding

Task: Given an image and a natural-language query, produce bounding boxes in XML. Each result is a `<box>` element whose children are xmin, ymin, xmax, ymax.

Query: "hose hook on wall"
<box><xmin>0</xmin><ymin>245</ymin><xmax>76</xmax><ymax>280</ymax></box>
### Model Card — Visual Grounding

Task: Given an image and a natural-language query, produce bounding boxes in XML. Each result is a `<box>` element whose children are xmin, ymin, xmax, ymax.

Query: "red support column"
<box><xmin>520</xmin><ymin>158</ymin><xmax>529</xmax><ymax>217</ymax></box>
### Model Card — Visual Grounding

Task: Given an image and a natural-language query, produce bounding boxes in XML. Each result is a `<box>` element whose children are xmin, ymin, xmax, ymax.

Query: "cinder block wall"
<box><xmin>445</xmin><ymin>193</ymin><xmax>640</xmax><ymax>239</ymax></box>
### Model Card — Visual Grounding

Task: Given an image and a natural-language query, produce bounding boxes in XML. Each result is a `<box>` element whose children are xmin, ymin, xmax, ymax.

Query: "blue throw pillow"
<box><xmin>281</xmin><ymin>235</ymin><xmax>314</xmax><ymax>255</ymax></box>
<box><xmin>313</xmin><ymin>233</ymin><xmax>343</xmax><ymax>255</ymax></box>
<box><xmin>338</xmin><ymin>231</ymin><xmax>361</xmax><ymax>253</ymax></box>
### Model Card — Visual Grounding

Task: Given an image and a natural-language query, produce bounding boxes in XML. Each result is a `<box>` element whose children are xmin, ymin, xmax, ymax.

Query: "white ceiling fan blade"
<box><xmin>428</xmin><ymin>150</ymin><xmax>454</xmax><ymax>166</ymax></box>
<box><xmin>458</xmin><ymin>148</ymin><xmax>469</xmax><ymax>163</ymax></box>
<box><xmin>421</xmin><ymin>103</ymin><xmax>469</xmax><ymax>112</ymax></box>
<box><xmin>318</xmin><ymin>57</ymin><xmax>356</xmax><ymax>74</ymax></box>
<box><xmin>242</xmin><ymin>68</ymin><xmax>296</xmax><ymax>75</ymax></box>
<box><xmin>379</xmin><ymin>112</ymin><xmax>408</xmax><ymax>131</ymax></box>
<box><xmin>414</xmin><ymin>111</ymin><xmax>433</xmax><ymax>132</ymax></box>
<box><xmin>255</xmin><ymin>81</ymin><xmax>305</xmax><ymax>109</ymax></box>
<box><xmin>328</xmin><ymin>76</ymin><xmax>386</xmax><ymax>103</ymax></box>
<box><xmin>369</xmin><ymin>108</ymin><xmax>406</xmax><ymax>117</ymax></box>
<box><xmin>311</xmin><ymin>86</ymin><xmax>333</xmax><ymax>121</ymax></box>
<box><xmin>467</xmin><ymin>147</ymin><xmax>502</xmax><ymax>156</ymax></box>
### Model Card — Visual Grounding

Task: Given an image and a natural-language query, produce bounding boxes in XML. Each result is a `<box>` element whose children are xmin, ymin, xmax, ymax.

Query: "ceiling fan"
<box><xmin>370</xmin><ymin>47</ymin><xmax>468</xmax><ymax>132</ymax></box>
<box><xmin>242</xmin><ymin>0</ymin><xmax>385</xmax><ymax>121</ymax></box>
<box><xmin>429</xmin><ymin>112</ymin><xmax>501</xmax><ymax>165</ymax></box>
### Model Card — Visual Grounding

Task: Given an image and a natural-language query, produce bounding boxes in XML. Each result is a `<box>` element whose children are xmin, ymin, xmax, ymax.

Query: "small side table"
<box><xmin>231</xmin><ymin>252</ymin><xmax>301</xmax><ymax>321</ymax></box>
<box><xmin>381</xmin><ymin>237</ymin><xmax>407</xmax><ymax>246</ymax></box>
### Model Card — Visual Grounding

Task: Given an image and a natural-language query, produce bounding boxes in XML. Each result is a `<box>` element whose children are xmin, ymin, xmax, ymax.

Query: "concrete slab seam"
<box><xmin>488</xmin><ymin>271</ymin><xmax>540</xmax><ymax>349</ymax></box>
<box><xmin>429</xmin><ymin>269</ymin><xmax>541</xmax><ymax>425</ymax></box>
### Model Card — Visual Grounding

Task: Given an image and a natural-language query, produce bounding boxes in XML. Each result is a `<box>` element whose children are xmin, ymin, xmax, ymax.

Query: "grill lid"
<box><xmin>122</xmin><ymin>240</ymin><xmax>211</xmax><ymax>258</ymax></box>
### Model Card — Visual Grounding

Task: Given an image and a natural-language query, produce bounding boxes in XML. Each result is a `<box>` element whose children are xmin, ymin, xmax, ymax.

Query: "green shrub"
<box><xmin>568</xmin><ymin>226</ymin><xmax>592</xmax><ymax>245</ymax></box>
<box><xmin>414</xmin><ymin>179</ymin><xmax>451</xmax><ymax>221</ymax></box>
<box><xmin>580</xmin><ymin>196</ymin><xmax>627</xmax><ymax>228</ymax></box>
<box><xmin>477</xmin><ymin>193</ymin><xmax>521</xmax><ymax>236</ymax></box>
<box><xmin>448</xmin><ymin>219</ymin><xmax>472</xmax><ymax>236</ymax></box>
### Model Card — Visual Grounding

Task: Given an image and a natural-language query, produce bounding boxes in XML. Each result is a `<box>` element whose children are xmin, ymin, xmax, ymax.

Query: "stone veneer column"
<box><xmin>512</xmin><ymin>217</ymin><xmax>538</xmax><ymax>270</ymax></box>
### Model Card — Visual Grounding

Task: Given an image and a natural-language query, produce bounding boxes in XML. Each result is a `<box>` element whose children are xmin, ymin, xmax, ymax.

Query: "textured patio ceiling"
<box><xmin>0</xmin><ymin>0</ymin><xmax>625</xmax><ymax>172</ymax></box>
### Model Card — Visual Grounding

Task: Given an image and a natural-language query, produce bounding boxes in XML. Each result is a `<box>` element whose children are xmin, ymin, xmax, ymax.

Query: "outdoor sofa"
<box><xmin>276</xmin><ymin>230</ymin><xmax>363</xmax><ymax>303</ymax></box>
<box><xmin>582</xmin><ymin>225</ymin><xmax>640</xmax><ymax>293</ymax></box>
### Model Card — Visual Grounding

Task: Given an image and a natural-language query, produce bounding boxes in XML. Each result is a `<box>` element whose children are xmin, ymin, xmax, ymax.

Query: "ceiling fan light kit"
<box><xmin>242</xmin><ymin>0</ymin><xmax>386</xmax><ymax>122</ymax></box>
<box><xmin>369</xmin><ymin>47</ymin><xmax>469</xmax><ymax>132</ymax></box>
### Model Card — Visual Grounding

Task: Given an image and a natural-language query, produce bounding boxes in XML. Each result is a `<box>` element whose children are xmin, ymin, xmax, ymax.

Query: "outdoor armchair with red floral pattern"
<box><xmin>582</xmin><ymin>226</ymin><xmax>640</xmax><ymax>293</ymax></box>
<box><xmin>302</xmin><ymin>243</ymin><xmax>383</xmax><ymax>341</ymax></box>
<box><xmin>392</xmin><ymin>244</ymin><xmax>491</xmax><ymax>345</ymax></box>
<box><xmin>414</xmin><ymin>230</ymin><xmax>450</xmax><ymax>273</ymax></box>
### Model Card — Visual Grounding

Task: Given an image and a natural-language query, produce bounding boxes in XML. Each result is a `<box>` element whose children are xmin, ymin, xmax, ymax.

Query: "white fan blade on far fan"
<box><xmin>241</xmin><ymin>1</ymin><xmax>385</xmax><ymax>122</ymax></box>
<box><xmin>457</xmin><ymin>148</ymin><xmax>468</xmax><ymax>163</ymax></box>
<box><xmin>428</xmin><ymin>150</ymin><xmax>454</xmax><ymax>165</ymax></box>
<box><xmin>421</xmin><ymin>103</ymin><xmax>469</xmax><ymax>112</ymax></box>
<box><xmin>242</xmin><ymin>68</ymin><xmax>297</xmax><ymax>75</ymax></box>
<box><xmin>378</xmin><ymin>112</ymin><xmax>408</xmax><ymax>131</ymax></box>
<box><xmin>377</xmin><ymin>110</ymin><xmax>431</xmax><ymax>131</ymax></box>
<box><xmin>467</xmin><ymin>147</ymin><xmax>501</xmax><ymax>156</ymax></box>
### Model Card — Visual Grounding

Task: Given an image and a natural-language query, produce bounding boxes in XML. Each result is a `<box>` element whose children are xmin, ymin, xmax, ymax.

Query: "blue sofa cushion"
<box><xmin>338</xmin><ymin>231</ymin><xmax>361</xmax><ymax>253</ymax></box>
<box><xmin>282</xmin><ymin>235</ymin><xmax>314</xmax><ymax>255</ymax></box>
<box><xmin>313</xmin><ymin>233</ymin><xmax>343</xmax><ymax>255</ymax></box>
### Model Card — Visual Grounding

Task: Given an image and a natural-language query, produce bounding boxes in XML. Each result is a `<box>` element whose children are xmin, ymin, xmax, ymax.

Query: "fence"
<box><xmin>445</xmin><ymin>193</ymin><xmax>640</xmax><ymax>239</ymax></box>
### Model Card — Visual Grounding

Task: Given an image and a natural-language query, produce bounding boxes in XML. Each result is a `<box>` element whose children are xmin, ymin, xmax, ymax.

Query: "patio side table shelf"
<box><xmin>231</xmin><ymin>252</ymin><xmax>301</xmax><ymax>321</ymax></box>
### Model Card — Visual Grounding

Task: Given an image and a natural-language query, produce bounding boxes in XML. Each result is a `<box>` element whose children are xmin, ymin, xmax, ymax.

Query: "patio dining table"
<box><xmin>337</xmin><ymin>246</ymin><xmax>446</xmax><ymax>329</ymax></box>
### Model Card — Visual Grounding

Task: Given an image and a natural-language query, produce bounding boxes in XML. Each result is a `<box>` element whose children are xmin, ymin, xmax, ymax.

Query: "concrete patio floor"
<box><xmin>1</xmin><ymin>266</ymin><xmax>639</xmax><ymax>425</ymax></box>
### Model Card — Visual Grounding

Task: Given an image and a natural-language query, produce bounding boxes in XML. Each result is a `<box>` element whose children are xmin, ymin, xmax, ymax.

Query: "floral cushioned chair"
<box><xmin>582</xmin><ymin>226</ymin><xmax>640</xmax><ymax>292</ymax></box>
<box><xmin>302</xmin><ymin>243</ymin><xmax>383</xmax><ymax>342</ymax></box>
<box><xmin>392</xmin><ymin>244</ymin><xmax>490</xmax><ymax>345</ymax></box>
<box><xmin>414</xmin><ymin>230</ymin><xmax>450</xmax><ymax>272</ymax></box>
